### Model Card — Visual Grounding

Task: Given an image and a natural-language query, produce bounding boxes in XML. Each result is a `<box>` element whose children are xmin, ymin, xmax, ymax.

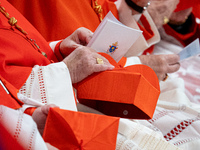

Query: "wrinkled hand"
<box><xmin>63</xmin><ymin>46</ymin><xmax>114</xmax><ymax>83</ymax></box>
<box><xmin>147</xmin><ymin>0</ymin><xmax>180</xmax><ymax>29</ymax></box>
<box><xmin>169</xmin><ymin>8</ymin><xmax>192</xmax><ymax>25</ymax></box>
<box><xmin>60</xmin><ymin>27</ymin><xmax>93</xmax><ymax>57</ymax></box>
<box><xmin>32</xmin><ymin>104</ymin><xmax>59</xmax><ymax>135</ymax></box>
<box><xmin>139</xmin><ymin>54</ymin><xmax>180</xmax><ymax>80</ymax></box>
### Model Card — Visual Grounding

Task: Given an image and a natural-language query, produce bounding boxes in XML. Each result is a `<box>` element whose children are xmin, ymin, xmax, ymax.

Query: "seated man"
<box><xmin>0</xmin><ymin>1</ymin><xmax>167</xmax><ymax>149</ymax></box>
<box><xmin>7</xmin><ymin>0</ymin><xmax>200</xmax><ymax>149</ymax></box>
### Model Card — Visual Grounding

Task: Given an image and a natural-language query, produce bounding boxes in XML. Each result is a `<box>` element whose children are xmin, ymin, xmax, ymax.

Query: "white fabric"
<box><xmin>118</xmin><ymin>119</ymin><xmax>181</xmax><ymax>150</ymax></box>
<box><xmin>121</xmin><ymin>41</ymin><xmax>200</xmax><ymax>150</ymax></box>
<box><xmin>124</xmin><ymin>56</ymin><xmax>141</xmax><ymax>67</ymax></box>
<box><xmin>137</xmin><ymin>101</ymin><xmax>200</xmax><ymax>149</ymax></box>
<box><xmin>116</xmin><ymin>133</ymin><xmax>141</xmax><ymax>150</ymax></box>
<box><xmin>114</xmin><ymin>1</ymin><xmax>200</xmax><ymax>149</ymax></box>
<box><xmin>0</xmin><ymin>105</ymin><xmax>47</xmax><ymax>150</ymax></box>
<box><xmin>19</xmin><ymin>62</ymin><xmax>77</xmax><ymax>111</ymax></box>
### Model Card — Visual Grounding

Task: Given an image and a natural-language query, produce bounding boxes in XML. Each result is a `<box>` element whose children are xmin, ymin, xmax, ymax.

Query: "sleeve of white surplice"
<box><xmin>19</xmin><ymin>62</ymin><xmax>77</xmax><ymax>111</ymax></box>
<box><xmin>0</xmin><ymin>105</ymin><xmax>48</xmax><ymax>150</ymax></box>
<box><xmin>124</xmin><ymin>56</ymin><xmax>142</xmax><ymax>67</ymax></box>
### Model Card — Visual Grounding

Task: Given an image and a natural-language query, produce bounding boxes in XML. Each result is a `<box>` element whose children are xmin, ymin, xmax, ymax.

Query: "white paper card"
<box><xmin>87</xmin><ymin>11</ymin><xmax>142</xmax><ymax>62</ymax></box>
<box><xmin>178</xmin><ymin>38</ymin><xmax>200</xmax><ymax>61</ymax></box>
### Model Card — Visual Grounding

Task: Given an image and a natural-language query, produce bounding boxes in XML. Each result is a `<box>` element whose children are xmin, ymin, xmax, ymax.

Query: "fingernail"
<box><xmin>108</xmin><ymin>65</ymin><xmax>115</xmax><ymax>70</ymax></box>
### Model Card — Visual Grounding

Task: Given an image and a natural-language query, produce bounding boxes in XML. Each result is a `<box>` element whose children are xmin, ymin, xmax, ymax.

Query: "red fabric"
<box><xmin>174</xmin><ymin>0</ymin><xmax>200</xmax><ymax>24</ymax></box>
<box><xmin>139</xmin><ymin>15</ymin><xmax>154</xmax><ymax>40</ymax></box>
<box><xmin>118</xmin><ymin>56</ymin><xmax>127</xmax><ymax>68</ymax></box>
<box><xmin>138</xmin><ymin>14</ymin><xmax>155</xmax><ymax>54</ymax></box>
<box><xmin>193</xmin><ymin>4</ymin><xmax>200</xmax><ymax>18</ymax></box>
<box><xmin>8</xmin><ymin>0</ymin><xmax>119</xmax><ymax>42</ymax></box>
<box><xmin>8</xmin><ymin>0</ymin><xmax>156</xmax><ymax>56</ymax></box>
<box><xmin>0</xmin><ymin>0</ymin><xmax>58</xmax><ymax>89</ymax></box>
<box><xmin>24</xmin><ymin>107</ymin><xmax>37</xmax><ymax>116</ymax></box>
<box><xmin>0</xmin><ymin>123</ymin><xmax>24</xmax><ymax>150</ymax></box>
<box><xmin>77</xmin><ymin>53</ymin><xmax>160</xmax><ymax>119</ymax></box>
<box><xmin>43</xmin><ymin>108</ymin><xmax>119</xmax><ymax>150</ymax></box>
<box><xmin>175</xmin><ymin>0</ymin><xmax>200</xmax><ymax>12</ymax></box>
<box><xmin>0</xmin><ymin>75</ymin><xmax>23</xmax><ymax>109</ymax></box>
<box><xmin>163</xmin><ymin>13</ymin><xmax>200</xmax><ymax>46</ymax></box>
<box><xmin>54</xmin><ymin>41</ymin><xmax>64</xmax><ymax>61</ymax></box>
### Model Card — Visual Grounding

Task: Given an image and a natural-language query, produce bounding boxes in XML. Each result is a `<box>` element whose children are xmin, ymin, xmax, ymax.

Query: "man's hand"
<box><xmin>147</xmin><ymin>0</ymin><xmax>180</xmax><ymax>29</ymax></box>
<box><xmin>139</xmin><ymin>54</ymin><xmax>180</xmax><ymax>80</ymax></box>
<box><xmin>169</xmin><ymin>8</ymin><xmax>192</xmax><ymax>25</ymax></box>
<box><xmin>63</xmin><ymin>46</ymin><xmax>114</xmax><ymax>83</ymax></box>
<box><xmin>32</xmin><ymin>104</ymin><xmax>59</xmax><ymax>135</ymax></box>
<box><xmin>60</xmin><ymin>27</ymin><xmax>93</xmax><ymax>57</ymax></box>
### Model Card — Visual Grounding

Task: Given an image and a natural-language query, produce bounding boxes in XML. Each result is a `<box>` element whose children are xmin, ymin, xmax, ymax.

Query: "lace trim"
<box><xmin>38</xmin><ymin>68</ymin><xmax>47</xmax><ymax>104</ymax></box>
<box><xmin>14</xmin><ymin>111</ymin><xmax>23</xmax><ymax>140</ymax></box>
<box><xmin>19</xmin><ymin>82</ymin><xmax>26</xmax><ymax>95</ymax></box>
<box><xmin>28</xmin><ymin>71</ymin><xmax>34</xmax><ymax>98</ymax></box>
<box><xmin>148</xmin><ymin>110</ymin><xmax>174</xmax><ymax>124</ymax></box>
<box><xmin>164</xmin><ymin>118</ymin><xmax>199</xmax><ymax>141</ymax></box>
<box><xmin>116</xmin><ymin>134</ymin><xmax>126</xmax><ymax>150</ymax></box>
<box><xmin>27</xmin><ymin>127</ymin><xmax>36</xmax><ymax>150</ymax></box>
<box><xmin>19</xmin><ymin>71</ymin><xmax>34</xmax><ymax>98</ymax></box>
<box><xmin>174</xmin><ymin>137</ymin><xmax>200</xmax><ymax>146</ymax></box>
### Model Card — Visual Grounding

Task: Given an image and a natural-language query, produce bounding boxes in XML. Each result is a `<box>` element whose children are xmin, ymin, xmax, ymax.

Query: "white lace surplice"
<box><xmin>18</xmin><ymin>62</ymin><xmax>77</xmax><ymax>112</ymax></box>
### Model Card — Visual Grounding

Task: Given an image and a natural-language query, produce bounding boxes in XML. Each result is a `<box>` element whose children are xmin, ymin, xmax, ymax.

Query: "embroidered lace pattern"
<box><xmin>19</xmin><ymin>71</ymin><xmax>34</xmax><ymax>98</ymax></box>
<box><xmin>38</xmin><ymin>68</ymin><xmax>47</xmax><ymax>104</ymax></box>
<box><xmin>174</xmin><ymin>137</ymin><xmax>200</xmax><ymax>146</ymax></box>
<box><xmin>164</xmin><ymin>118</ymin><xmax>199</xmax><ymax>141</ymax></box>
<box><xmin>27</xmin><ymin>127</ymin><xmax>36</xmax><ymax>150</ymax></box>
<box><xmin>27</xmin><ymin>71</ymin><xmax>34</xmax><ymax>98</ymax></box>
<box><xmin>14</xmin><ymin>110</ymin><xmax>23</xmax><ymax>140</ymax></box>
<box><xmin>148</xmin><ymin>110</ymin><xmax>174</xmax><ymax>124</ymax></box>
<box><xmin>19</xmin><ymin>83</ymin><xmax>26</xmax><ymax>95</ymax></box>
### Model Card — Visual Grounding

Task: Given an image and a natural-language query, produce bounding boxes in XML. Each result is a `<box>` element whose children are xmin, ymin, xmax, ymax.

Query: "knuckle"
<box><xmin>76</xmin><ymin>46</ymin><xmax>87</xmax><ymax>54</ymax></box>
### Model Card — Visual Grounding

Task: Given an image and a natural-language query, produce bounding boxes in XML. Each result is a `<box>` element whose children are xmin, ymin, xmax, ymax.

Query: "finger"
<box><xmin>77</xmin><ymin>27</ymin><xmax>93</xmax><ymax>45</ymax></box>
<box><xmin>93</xmin><ymin>54</ymin><xmax>115</xmax><ymax>71</ymax></box>
<box><xmin>93</xmin><ymin>63</ymin><xmax>115</xmax><ymax>72</ymax></box>
<box><xmin>166</xmin><ymin>54</ymin><xmax>180</xmax><ymax>65</ymax></box>
<box><xmin>41</xmin><ymin>104</ymin><xmax>59</xmax><ymax>115</ymax></box>
<box><xmin>167</xmin><ymin>62</ymin><xmax>180</xmax><ymax>73</ymax></box>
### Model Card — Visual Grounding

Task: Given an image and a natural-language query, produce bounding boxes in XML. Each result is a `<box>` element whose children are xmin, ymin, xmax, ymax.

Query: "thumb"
<box><xmin>41</xmin><ymin>104</ymin><xmax>59</xmax><ymax>115</ymax></box>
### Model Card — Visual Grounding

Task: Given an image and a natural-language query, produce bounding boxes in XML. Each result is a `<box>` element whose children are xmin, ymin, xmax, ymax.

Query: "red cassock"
<box><xmin>0</xmin><ymin>75</ymin><xmax>24</xmax><ymax>149</ymax></box>
<box><xmin>8</xmin><ymin>0</ymin><xmax>155</xmax><ymax>54</ymax></box>
<box><xmin>7</xmin><ymin>0</ymin><xmax>119</xmax><ymax>41</ymax></box>
<box><xmin>5</xmin><ymin>0</ymin><xmax>160</xmax><ymax>119</ymax></box>
<box><xmin>0</xmin><ymin>0</ymin><xmax>58</xmax><ymax>90</ymax></box>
